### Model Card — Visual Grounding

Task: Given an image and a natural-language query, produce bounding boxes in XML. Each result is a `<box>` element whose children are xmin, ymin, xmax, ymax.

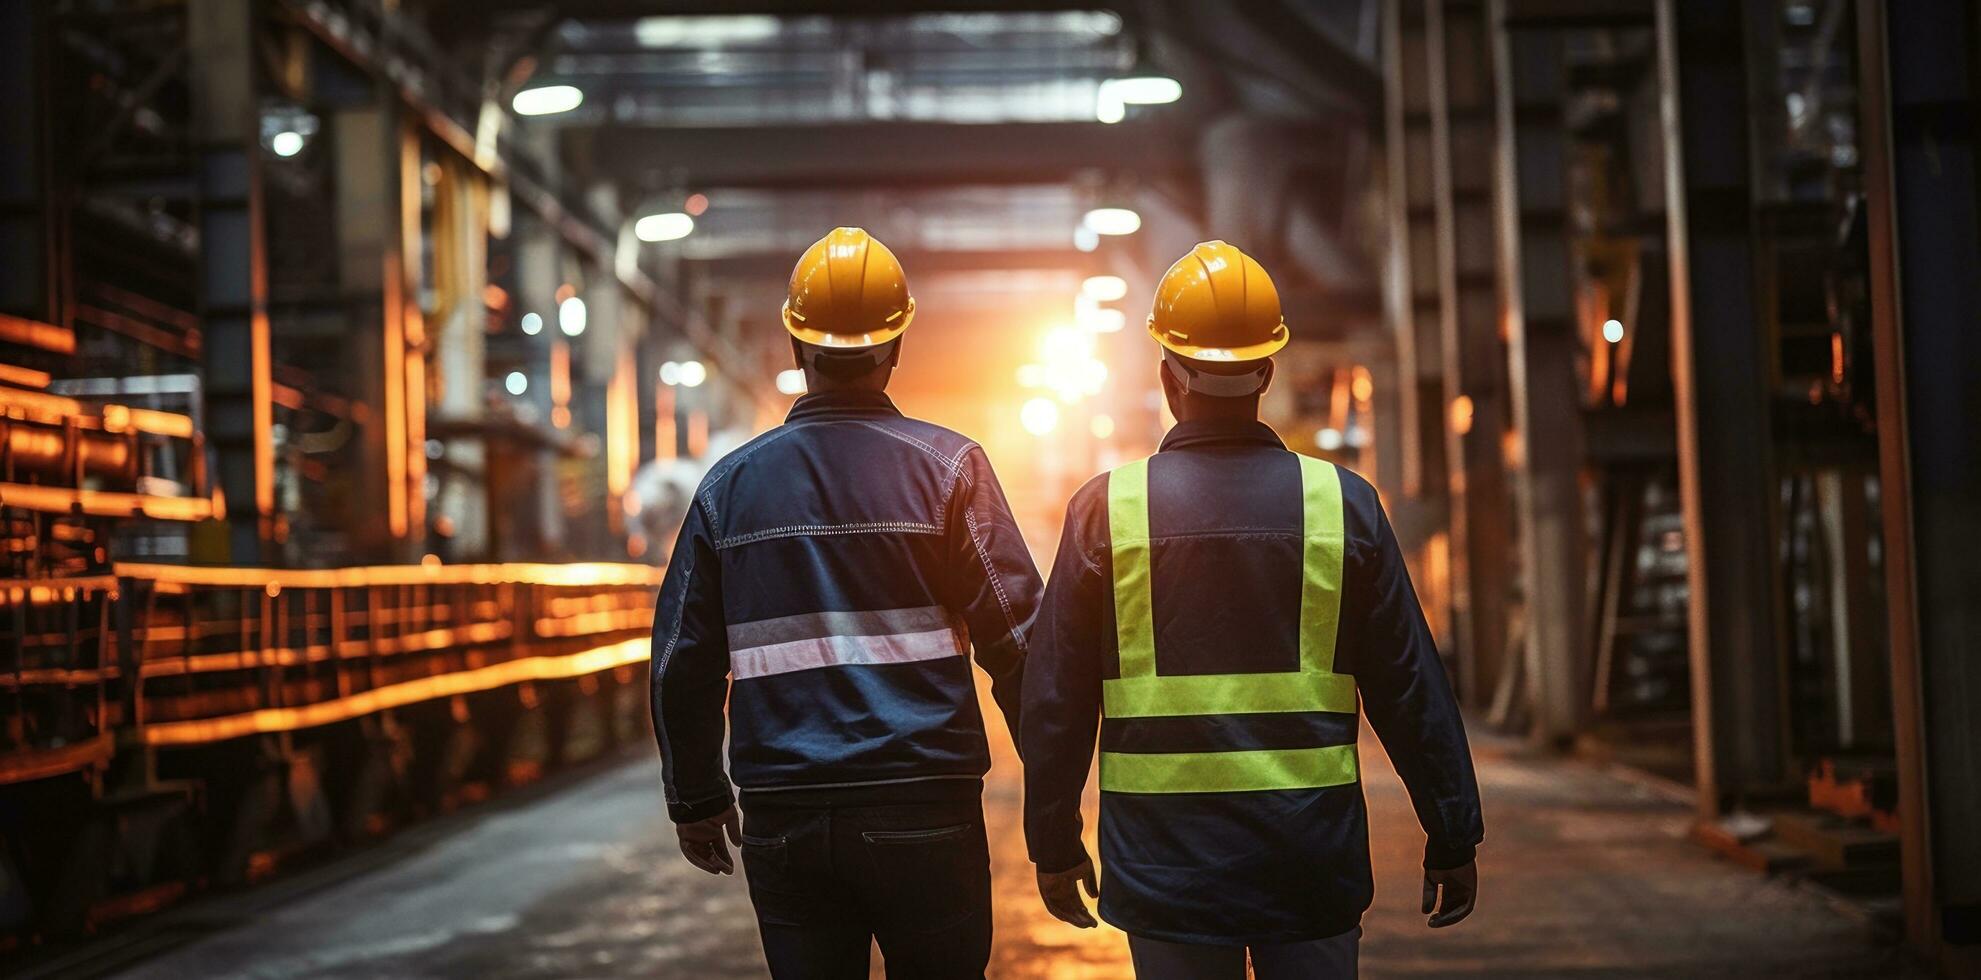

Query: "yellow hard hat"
<box><xmin>1147</xmin><ymin>240</ymin><xmax>1288</xmax><ymax>362</ymax></box>
<box><xmin>782</xmin><ymin>227</ymin><xmax>916</xmax><ymax>349</ymax></box>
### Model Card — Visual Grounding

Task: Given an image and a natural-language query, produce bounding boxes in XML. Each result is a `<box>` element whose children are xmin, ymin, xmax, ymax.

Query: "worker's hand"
<box><xmin>676</xmin><ymin>807</ymin><xmax>742</xmax><ymax>875</ymax></box>
<box><xmin>1421</xmin><ymin>860</ymin><xmax>1477</xmax><ymax>928</ymax></box>
<box><xmin>1036</xmin><ymin>855</ymin><xmax>1099</xmax><ymax>929</ymax></box>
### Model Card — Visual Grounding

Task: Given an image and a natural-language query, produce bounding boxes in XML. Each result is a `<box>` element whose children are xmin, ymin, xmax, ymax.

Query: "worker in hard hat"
<box><xmin>1020</xmin><ymin>241</ymin><xmax>1483</xmax><ymax>978</ymax></box>
<box><xmin>651</xmin><ymin>227</ymin><xmax>1040</xmax><ymax>979</ymax></box>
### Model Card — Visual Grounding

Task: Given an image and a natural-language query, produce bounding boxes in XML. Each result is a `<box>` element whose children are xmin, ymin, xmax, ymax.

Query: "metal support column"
<box><xmin>1655</xmin><ymin>0</ymin><xmax>1791</xmax><ymax>816</ymax></box>
<box><xmin>189</xmin><ymin>0</ymin><xmax>275</xmax><ymax>562</ymax></box>
<box><xmin>334</xmin><ymin>101</ymin><xmax>422</xmax><ymax>562</ymax></box>
<box><xmin>0</xmin><ymin>1</ymin><xmax>56</xmax><ymax>323</ymax></box>
<box><xmin>1490</xmin><ymin>4</ymin><xmax>1589</xmax><ymax>741</ymax></box>
<box><xmin>1428</xmin><ymin>0</ymin><xmax>1514</xmax><ymax>705</ymax></box>
<box><xmin>1382</xmin><ymin>0</ymin><xmax>1450</xmax><ymax>504</ymax></box>
<box><xmin>1858</xmin><ymin>0</ymin><xmax>1981</xmax><ymax>961</ymax></box>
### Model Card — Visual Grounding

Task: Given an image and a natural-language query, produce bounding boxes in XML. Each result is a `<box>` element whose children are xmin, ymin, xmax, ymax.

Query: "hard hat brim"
<box><xmin>782</xmin><ymin>299</ymin><xmax>914</xmax><ymax>349</ymax></box>
<box><xmin>1149</xmin><ymin>321</ymin><xmax>1290</xmax><ymax>363</ymax></box>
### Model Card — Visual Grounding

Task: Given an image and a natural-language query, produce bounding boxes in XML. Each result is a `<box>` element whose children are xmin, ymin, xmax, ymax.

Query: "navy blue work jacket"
<box><xmin>1021</xmin><ymin>419</ymin><xmax>1484</xmax><ymax>945</ymax></box>
<box><xmin>650</xmin><ymin>390</ymin><xmax>1042</xmax><ymax>823</ymax></box>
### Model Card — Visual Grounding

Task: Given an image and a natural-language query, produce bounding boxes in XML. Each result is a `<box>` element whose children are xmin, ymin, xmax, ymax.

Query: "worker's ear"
<box><xmin>1158</xmin><ymin>359</ymin><xmax>1183</xmax><ymax>412</ymax></box>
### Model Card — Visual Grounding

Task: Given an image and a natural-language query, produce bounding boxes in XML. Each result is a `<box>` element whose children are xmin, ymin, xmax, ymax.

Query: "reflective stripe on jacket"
<box><xmin>651</xmin><ymin>390</ymin><xmax>1042</xmax><ymax>823</ymax></box>
<box><xmin>1021</xmin><ymin>419</ymin><xmax>1484</xmax><ymax>945</ymax></box>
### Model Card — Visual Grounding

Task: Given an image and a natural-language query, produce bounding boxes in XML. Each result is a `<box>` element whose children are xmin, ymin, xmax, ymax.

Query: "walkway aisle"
<box><xmin>111</xmin><ymin>720</ymin><xmax>1910</xmax><ymax>978</ymax></box>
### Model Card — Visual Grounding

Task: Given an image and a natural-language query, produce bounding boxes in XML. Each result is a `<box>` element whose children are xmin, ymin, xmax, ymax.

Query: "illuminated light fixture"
<box><xmin>270</xmin><ymin>131</ymin><xmax>305</xmax><ymax>158</ymax></box>
<box><xmin>634</xmin><ymin>14</ymin><xmax>780</xmax><ymax>48</ymax></box>
<box><xmin>1021</xmin><ymin>397</ymin><xmax>1060</xmax><ymax>436</ymax></box>
<box><xmin>1450</xmin><ymin>394</ymin><xmax>1475</xmax><ymax>435</ymax></box>
<box><xmin>635</xmin><ymin>212</ymin><xmax>695</xmax><ymax>243</ymax></box>
<box><xmin>505</xmin><ymin>371</ymin><xmax>529</xmax><ymax>396</ymax></box>
<box><xmin>1083</xmin><ymin>207</ymin><xmax>1142</xmax><ymax>236</ymax></box>
<box><xmin>677</xmin><ymin>360</ymin><xmax>708</xmax><ymax>388</ymax></box>
<box><xmin>1076</xmin><ymin>294</ymin><xmax>1126</xmax><ymax>333</ymax></box>
<box><xmin>1073</xmin><ymin>226</ymin><xmax>1101</xmax><ymax>252</ymax></box>
<box><xmin>1351</xmin><ymin>366</ymin><xmax>1374</xmax><ymax>403</ymax></box>
<box><xmin>1316</xmin><ymin>427</ymin><xmax>1344</xmax><ymax>451</ymax></box>
<box><xmin>1096</xmin><ymin>74</ymin><xmax>1181</xmax><ymax>123</ymax></box>
<box><xmin>1105</xmin><ymin>75</ymin><xmax>1183</xmax><ymax>106</ymax></box>
<box><xmin>513</xmin><ymin>84</ymin><xmax>584</xmax><ymax>117</ymax></box>
<box><xmin>684</xmin><ymin>193</ymin><xmax>710</xmax><ymax>216</ymax></box>
<box><xmin>659</xmin><ymin>361</ymin><xmax>682</xmax><ymax>386</ymax></box>
<box><xmin>1603</xmin><ymin>318</ymin><xmax>1625</xmax><ymax>343</ymax></box>
<box><xmin>1096</xmin><ymin>94</ymin><xmax>1127</xmax><ymax>125</ymax></box>
<box><xmin>775</xmin><ymin>368</ymin><xmax>806</xmax><ymax>395</ymax></box>
<box><xmin>520</xmin><ymin>312</ymin><xmax>543</xmax><ymax>336</ymax></box>
<box><xmin>1345</xmin><ymin>425</ymin><xmax>1371</xmax><ymax>448</ymax></box>
<box><xmin>1090</xmin><ymin>414</ymin><xmax>1116</xmax><ymax>440</ymax></box>
<box><xmin>1081</xmin><ymin>275</ymin><xmax>1128</xmax><ymax>302</ymax></box>
<box><xmin>558</xmin><ymin>296</ymin><xmax>587</xmax><ymax>336</ymax></box>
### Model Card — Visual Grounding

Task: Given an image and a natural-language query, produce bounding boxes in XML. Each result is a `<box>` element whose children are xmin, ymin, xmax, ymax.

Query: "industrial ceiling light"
<box><xmin>677</xmin><ymin>360</ymin><xmax>708</xmax><ymax>387</ymax></box>
<box><xmin>775</xmin><ymin>369</ymin><xmax>806</xmax><ymax>395</ymax></box>
<box><xmin>1095</xmin><ymin>44</ymin><xmax>1181</xmax><ymax>124</ymax></box>
<box><xmin>513</xmin><ymin>85</ymin><xmax>584</xmax><ymax>117</ymax></box>
<box><xmin>1104</xmin><ymin>75</ymin><xmax>1183</xmax><ymax>106</ymax></box>
<box><xmin>635</xmin><ymin>212</ymin><xmax>695</xmax><ymax>243</ymax></box>
<box><xmin>520</xmin><ymin>312</ymin><xmax>543</xmax><ymax>336</ymax></box>
<box><xmin>634</xmin><ymin>15</ymin><xmax>780</xmax><ymax>48</ymax></box>
<box><xmin>504</xmin><ymin>371</ymin><xmax>529</xmax><ymax>396</ymax></box>
<box><xmin>1082</xmin><ymin>207</ymin><xmax>1142</xmax><ymax>236</ymax></box>
<box><xmin>1081</xmin><ymin>275</ymin><xmax>1128</xmax><ymax>302</ymax></box>
<box><xmin>270</xmin><ymin>131</ymin><xmax>305</xmax><ymax>158</ymax></box>
<box><xmin>558</xmin><ymin>296</ymin><xmax>587</xmax><ymax>336</ymax></box>
<box><xmin>1602</xmin><ymin>318</ymin><xmax>1625</xmax><ymax>343</ymax></box>
<box><xmin>1021</xmin><ymin>397</ymin><xmax>1060</xmax><ymax>436</ymax></box>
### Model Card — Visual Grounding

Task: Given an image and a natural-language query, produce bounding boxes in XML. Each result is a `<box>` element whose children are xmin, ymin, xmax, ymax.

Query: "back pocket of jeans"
<box><xmin>860</xmin><ymin>823</ymin><xmax>969</xmax><ymax>846</ymax></box>
<box><xmin>857</xmin><ymin>820</ymin><xmax>989</xmax><ymax>934</ymax></box>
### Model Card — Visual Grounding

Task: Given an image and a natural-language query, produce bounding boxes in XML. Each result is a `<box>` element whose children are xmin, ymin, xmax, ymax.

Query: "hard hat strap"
<box><xmin>1164</xmin><ymin>351</ymin><xmax>1269</xmax><ymax>398</ymax></box>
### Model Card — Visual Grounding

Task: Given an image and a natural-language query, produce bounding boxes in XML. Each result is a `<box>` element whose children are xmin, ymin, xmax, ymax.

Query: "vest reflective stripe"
<box><xmin>1099</xmin><ymin>453</ymin><xmax>1359</xmax><ymax>794</ymax></box>
<box><xmin>1100</xmin><ymin>744</ymin><xmax>1359</xmax><ymax>795</ymax></box>
<box><xmin>1107</xmin><ymin>458</ymin><xmax>1158</xmax><ymax>680</ymax></box>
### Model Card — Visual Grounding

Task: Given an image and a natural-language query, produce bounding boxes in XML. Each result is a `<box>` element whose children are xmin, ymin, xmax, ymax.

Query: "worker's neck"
<box><xmin>1170</xmin><ymin>394</ymin><xmax>1261</xmax><ymax>425</ymax></box>
<box><xmin>806</xmin><ymin>376</ymin><xmax>889</xmax><ymax>396</ymax></box>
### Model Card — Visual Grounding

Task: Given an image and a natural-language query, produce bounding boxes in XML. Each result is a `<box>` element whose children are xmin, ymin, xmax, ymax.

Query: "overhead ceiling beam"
<box><xmin>437</xmin><ymin>0</ymin><xmax>1120</xmax><ymax>20</ymax></box>
<box><xmin>572</xmin><ymin>120</ymin><xmax>1196</xmax><ymax>190</ymax></box>
<box><xmin>689</xmin><ymin>248</ymin><xmax>1099</xmax><ymax>280</ymax></box>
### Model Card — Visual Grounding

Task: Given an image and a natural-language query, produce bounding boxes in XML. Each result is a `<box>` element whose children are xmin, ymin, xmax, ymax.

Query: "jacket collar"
<box><xmin>786</xmin><ymin>389</ymin><xmax>902</xmax><ymax>423</ymax></box>
<box><xmin>1158</xmin><ymin>418</ymin><xmax>1286</xmax><ymax>453</ymax></box>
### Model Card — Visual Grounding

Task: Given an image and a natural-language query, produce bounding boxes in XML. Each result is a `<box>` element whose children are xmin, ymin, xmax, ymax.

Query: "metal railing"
<box><xmin>1</xmin><ymin>561</ymin><xmax>664</xmax><ymax>782</ymax></box>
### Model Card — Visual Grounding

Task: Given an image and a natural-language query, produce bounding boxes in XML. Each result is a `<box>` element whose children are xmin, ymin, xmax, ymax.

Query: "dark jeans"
<box><xmin>1127</xmin><ymin>927</ymin><xmax>1361</xmax><ymax>980</ymax></box>
<box><xmin>738</xmin><ymin>794</ymin><xmax>992</xmax><ymax>980</ymax></box>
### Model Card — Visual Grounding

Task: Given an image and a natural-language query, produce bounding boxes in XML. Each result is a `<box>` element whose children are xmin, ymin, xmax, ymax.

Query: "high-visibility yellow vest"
<box><xmin>1099</xmin><ymin>454</ymin><xmax>1360</xmax><ymax>794</ymax></box>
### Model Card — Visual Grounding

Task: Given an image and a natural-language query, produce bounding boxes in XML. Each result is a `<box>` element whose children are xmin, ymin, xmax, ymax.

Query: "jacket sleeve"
<box><xmin>1020</xmin><ymin>495</ymin><xmax>1105</xmax><ymax>874</ymax></box>
<box><xmin>1354</xmin><ymin>498</ymin><xmax>1486</xmax><ymax>870</ymax></box>
<box><xmin>650</xmin><ymin>500</ymin><xmax>734</xmax><ymax>824</ymax></box>
<box><xmin>943</xmin><ymin>445</ymin><xmax>1044</xmax><ymax>746</ymax></box>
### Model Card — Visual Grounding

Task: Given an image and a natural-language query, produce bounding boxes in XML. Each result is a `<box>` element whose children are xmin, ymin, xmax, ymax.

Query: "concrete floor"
<box><xmin>96</xmin><ymin>724</ymin><xmax>1918</xmax><ymax>979</ymax></box>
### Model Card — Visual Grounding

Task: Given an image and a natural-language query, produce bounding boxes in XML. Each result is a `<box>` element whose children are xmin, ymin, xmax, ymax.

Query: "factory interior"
<box><xmin>2</xmin><ymin>0</ymin><xmax>1978</xmax><ymax>976</ymax></box>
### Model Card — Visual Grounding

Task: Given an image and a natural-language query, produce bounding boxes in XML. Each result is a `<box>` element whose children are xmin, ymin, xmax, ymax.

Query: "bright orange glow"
<box><xmin>606</xmin><ymin>347</ymin><xmax>637</xmax><ymax>499</ymax></box>
<box><xmin>114</xmin><ymin>560</ymin><xmax>665</xmax><ymax>588</ymax></box>
<box><xmin>139</xmin><ymin>639</ymin><xmax>649</xmax><ymax>746</ymax></box>
<box><xmin>1450</xmin><ymin>395</ymin><xmax>1475</xmax><ymax>436</ymax></box>
<box><xmin>656</xmin><ymin>385</ymin><xmax>677</xmax><ymax>460</ymax></box>
<box><xmin>0</xmin><ymin>363</ymin><xmax>52</xmax><ymax>389</ymax></box>
<box><xmin>0</xmin><ymin>482</ymin><xmax>218</xmax><ymax>521</ymax></box>
<box><xmin>1351</xmin><ymin>366</ymin><xmax>1374</xmax><ymax>404</ymax></box>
